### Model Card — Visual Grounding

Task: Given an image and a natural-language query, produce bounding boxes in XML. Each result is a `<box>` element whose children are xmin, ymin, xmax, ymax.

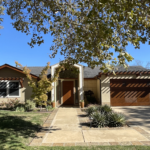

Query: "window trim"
<box><xmin>0</xmin><ymin>80</ymin><xmax>21</xmax><ymax>98</ymax></box>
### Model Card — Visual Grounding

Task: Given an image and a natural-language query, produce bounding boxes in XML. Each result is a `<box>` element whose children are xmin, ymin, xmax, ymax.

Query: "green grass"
<box><xmin>0</xmin><ymin>110</ymin><xmax>49</xmax><ymax>150</ymax></box>
<box><xmin>0</xmin><ymin>111</ymin><xmax>150</xmax><ymax>150</ymax></box>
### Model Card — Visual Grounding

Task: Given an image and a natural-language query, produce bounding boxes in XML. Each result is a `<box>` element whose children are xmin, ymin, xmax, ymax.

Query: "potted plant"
<box><xmin>51</xmin><ymin>100</ymin><xmax>55</xmax><ymax>108</ymax></box>
<box><xmin>80</xmin><ymin>100</ymin><xmax>84</xmax><ymax>108</ymax></box>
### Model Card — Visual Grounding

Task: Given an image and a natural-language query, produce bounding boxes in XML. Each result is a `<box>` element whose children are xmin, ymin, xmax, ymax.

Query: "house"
<box><xmin>0</xmin><ymin>63</ymin><xmax>150</xmax><ymax>107</ymax></box>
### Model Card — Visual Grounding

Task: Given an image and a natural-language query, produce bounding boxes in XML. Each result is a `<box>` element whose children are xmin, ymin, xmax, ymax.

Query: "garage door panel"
<box><xmin>110</xmin><ymin>79</ymin><xmax>150</xmax><ymax>106</ymax></box>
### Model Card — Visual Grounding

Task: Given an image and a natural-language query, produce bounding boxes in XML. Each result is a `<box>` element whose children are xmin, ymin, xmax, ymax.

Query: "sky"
<box><xmin>0</xmin><ymin>13</ymin><xmax>150</xmax><ymax>68</ymax></box>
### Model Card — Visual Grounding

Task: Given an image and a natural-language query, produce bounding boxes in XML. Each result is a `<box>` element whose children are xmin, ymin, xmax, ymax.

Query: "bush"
<box><xmin>86</xmin><ymin>96</ymin><xmax>97</xmax><ymax>104</ymax></box>
<box><xmin>108</xmin><ymin>112</ymin><xmax>126</xmax><ymax>127</ymax></box>
<box><xmin>15</xmin><ymin>106</ymin><xmax>25</xmax><ymax>112</ymax></box>
<box><xmin>25</xmin><ymin>100</ymin><xmax>36</xmax><ymax>111</ymax></box>
<box><xmin>85</xmin><ymin>104</ymin><xmax>126</xmax><ymax>128</ymax></box>
<box><xmin>46</xmin><ymin>105</ymin><xmax>53</xmax><ymax>111</ymax></box>
<box><xmin>100</xmin><ymin>105</ymin><xmax>113</xmax><ymax>115</ymax></box>
<box><xmin>3</xmin><ymin>98</ymin><xmax>20</xmax><ymax>110</ymax></box>
<box><xmin>85</xmin><ymin>106</ymin><xmax>96</xmax><ymax>116</ymax></box>
<box><xmin>91</xmin><ymin>112</ymin><xmax>106</xmax><ymax>128</ymax></box>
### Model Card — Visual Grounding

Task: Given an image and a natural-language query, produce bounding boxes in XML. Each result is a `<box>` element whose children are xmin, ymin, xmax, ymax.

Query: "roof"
<box><xmin>19</xmin><ymin>67</ymin><xmax>51</xmax><ymax>77</ymax></box>
<box><xmin>18</xmin><ymin>65</ymin><xmax>150</xmax><ymax>78</ymax></box>
<box><xmin>0</xmin><ymin>64</ymin><xmax>39</xmax><ymax>79</ymax></box>
<box><xmin>1</xmin><ymin>64</ymin><xmax>150</xmax><ymax>78</ymax></box>
<box><xmin>99</xmin><ymin>65</ymin><xmax>150</xmax><ymax>76</ymax></box>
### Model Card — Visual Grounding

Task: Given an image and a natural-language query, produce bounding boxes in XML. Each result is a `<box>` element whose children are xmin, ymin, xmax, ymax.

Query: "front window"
<box><xmin>0</xmin><ymin>82</ymin><xmax>7</xmax><ymax>97</ymax></box>
<box><xmin>0</xmin><ymin>81</ymin><xmax>20</xmax><ymax>97</ymax></box>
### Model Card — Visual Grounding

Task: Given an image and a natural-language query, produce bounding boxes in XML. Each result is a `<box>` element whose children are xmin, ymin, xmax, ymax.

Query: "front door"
<box><xmin>63</xmin><ymin>81</ymin><xmax>74</xmax><ymax>105</ymax></box>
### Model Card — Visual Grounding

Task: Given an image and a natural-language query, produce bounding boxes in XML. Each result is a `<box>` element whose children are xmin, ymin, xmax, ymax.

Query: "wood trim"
<box><xmin>0</xmin><ymin>64</ymin><xmax>39</xmax><ymax>79</ymax></box>
<box><xmin>0</xmin><ymin>77</ymin><xmax>24</xmax><ymax>88</ymax></box>
<box><xmin>19</xmin><ymin>80</ymin><xmax>24</xmax><ymax>88</ymax></box>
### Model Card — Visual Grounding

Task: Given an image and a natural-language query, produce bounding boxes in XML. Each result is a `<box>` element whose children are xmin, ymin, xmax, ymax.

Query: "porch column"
<box><xmin>51</xmin><ymin>65</ymin><xmax>59</xmax><ymax>108</ymax></box>
<box><xmin>75</xmin><ymin>65</ymin><xmax>84</xmax><ymax>101</ymax></box>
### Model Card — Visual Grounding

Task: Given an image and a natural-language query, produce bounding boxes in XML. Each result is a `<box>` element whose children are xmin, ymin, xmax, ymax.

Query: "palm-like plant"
<box><xmin>108</xmin><ymin>112</ymin><xmax>126</xmax><ymax>127</ymax></box>
<box><xmin>91</xmin><ymin>112</ymin><xmax>106</xmax><ymax>128</ymax></box>
<box><xmin>101</xmin><ymin>104</ymin><xmax>113</xmax><ymax>115</ymax></box>
<box><xmin>85</xmin><ymin>106</ymin><xmax>96</xmax><ymax>117</ymax></box>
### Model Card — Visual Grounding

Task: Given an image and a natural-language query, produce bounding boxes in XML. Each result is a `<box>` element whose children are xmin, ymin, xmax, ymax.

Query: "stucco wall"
<box><xmin>0</xmin><ymin>67</ymin><xmax>35</xmax><ymax>103</ymax></box>
<box><xmin>84</xmin><ymin>79</ymin><xmax>98</xmax><ymax>100</ymax></box>
<box><xmin>97</xmin><ymin>79</ymin><xmax>100</xmax><ymax>104</ymax></box>
<box><xmin>100</xmin><ymin>74</ymin><xmax>150</xmax><ymax>106</ymax></box>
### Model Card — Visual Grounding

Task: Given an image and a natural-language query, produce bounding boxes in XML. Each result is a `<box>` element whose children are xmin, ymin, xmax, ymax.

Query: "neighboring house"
<box><xmin>0</xmin><ymin>63</ymin><xmax>150</xmax><ymax>107</ymax></box>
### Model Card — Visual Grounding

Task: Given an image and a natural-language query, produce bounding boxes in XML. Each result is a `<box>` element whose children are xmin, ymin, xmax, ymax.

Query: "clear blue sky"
<box><xmin>0</xmin><ymin>13</ymin><xmax>149</xmax><ymax>67</ymax></box>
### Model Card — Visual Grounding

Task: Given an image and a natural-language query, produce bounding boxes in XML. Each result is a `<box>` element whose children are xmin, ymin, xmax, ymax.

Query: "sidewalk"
<box><xmin>29</xmin><ymin>108</ymin><xmax>150</xmax><ymax>146</ymax></box>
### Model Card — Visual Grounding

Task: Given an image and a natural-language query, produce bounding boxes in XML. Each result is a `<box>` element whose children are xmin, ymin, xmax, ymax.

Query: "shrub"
<box><xmin>15</xmin><ymin>106</ymin><xmax>25</xmax><ymax>112</ymax></box>
<box><xmin>47</xmin><ymin>101</ymin><xmax>51</xmax><ymax>106</ymax></box>
<box><xmin>100</xmin><ymin>105</ymin><xmax>113</xmax><ymax>115</ymax></box>
<box><xmin>25</xmin><ymin>100</ymin><xmax>36</xmax><ymax>111</ymax></box>
<box><xmin>85</xmin><ymin>105</ymin><xmax>126</xmax><ymax>128</ymax></box>
<box><xmin>85</xmin><ymin>106</ymin><xmax>96</xmax><ymax>116</ymax></box>
<box><xmin>46</xmin><ymin>105</ymin><xmax>53</xmax><ymax>111</ymax></box>
<box><xmin>108</xmin><ymin>112</ymin><xmax>126</xmax><ymax>127</ymax></box>
<box><xmin>91</xmin><ymin>112</ymin><xmax>106</xmax><ymax>128</ymax></box>
<box><xmin>4</xmin><ymin>98</ymin><xmax>20</xmax><ymax>110</ymax></box>
<box><xmin>86</xmin><ymin>96</ymin><xmax>97</xmax><ymax>104</ymax></box>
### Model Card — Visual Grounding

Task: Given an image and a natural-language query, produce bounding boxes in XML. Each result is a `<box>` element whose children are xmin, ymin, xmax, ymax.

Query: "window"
<box><xmin>9</xmin><ymin>82</ymin><xmax>19</xmax><ymax>96</ymax></box>
<box><xmin>0</xmin><ymin>82</ymin><xmax>7</xmax><ymax>97</ymax></box>
<box><xmin>0</xmin><ymin>81</ymin><xmax>20</xmax><ymax>97</ymax></box>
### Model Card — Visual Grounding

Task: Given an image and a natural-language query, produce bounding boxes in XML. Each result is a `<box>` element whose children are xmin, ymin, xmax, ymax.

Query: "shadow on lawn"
<box><xmin>0</xmin><ymin>113</ymin><xmax>41</xmax><ymax>150</ymax></box>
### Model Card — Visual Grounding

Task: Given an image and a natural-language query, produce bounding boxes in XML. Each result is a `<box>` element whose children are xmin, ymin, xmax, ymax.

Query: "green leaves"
<box><xmin>4</xmin><ymin>0</ymin><xmax>150</xmax><ymax>73</ymax></box>
<box><xmin>0</xmin><ymin>4</ymin><xmax>5</xmax><ymax>29</ymax></box>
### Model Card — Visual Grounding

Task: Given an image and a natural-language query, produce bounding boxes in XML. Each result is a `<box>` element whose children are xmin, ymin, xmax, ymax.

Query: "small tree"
<box><xmin>15</xmin><ymin>61</ymin><xmax>63</xmax><ymax>110</ymax></box>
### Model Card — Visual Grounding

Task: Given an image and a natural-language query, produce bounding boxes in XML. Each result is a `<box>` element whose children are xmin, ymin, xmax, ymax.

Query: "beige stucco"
<box><xmin>83</xmin><ymin>79</ymin><xmax>98</xmax><ymax>101</ymax></box>
<box><xmin>0</xmin><ymin>67</ymin><xmax>36</xmax><ymax>103</ymax></box>
<box><xmin>100</xmin><ymin>74</ymin><xmax>150</xmax><ymax>106</ymax></box>
<box><xmin>96</xmin><ymin>79</ymin><xmax>100</xmax><ymax>104</ymax></box>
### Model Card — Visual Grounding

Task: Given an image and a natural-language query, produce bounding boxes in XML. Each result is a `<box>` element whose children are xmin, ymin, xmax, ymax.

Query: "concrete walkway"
<box><xmin>42</xmin><ymin>108</ymin><xmax>84</xmax><ymax>143</ymax></box>
<box><xmin>30</xmin><ymin>108</ymin><xmax>150</xmax><ymax>146</ymax></box>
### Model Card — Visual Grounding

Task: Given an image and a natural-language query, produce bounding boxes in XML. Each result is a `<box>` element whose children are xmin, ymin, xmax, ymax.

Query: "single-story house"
<box><xmin>0</xmin><ymin>63</ymin><xmax>150</xmax><ymax>107</ymax></box>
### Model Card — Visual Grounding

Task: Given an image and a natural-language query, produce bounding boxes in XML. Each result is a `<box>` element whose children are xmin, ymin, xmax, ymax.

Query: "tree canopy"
<box><xmin>0</xmin><ymin>1</ymin><xmax>5</xmax><ymax>29</ymax></box>
<box><xmin>3</xmin><ymin>0</ymin><xmax>150</xmax><ymax>72</ymax></box>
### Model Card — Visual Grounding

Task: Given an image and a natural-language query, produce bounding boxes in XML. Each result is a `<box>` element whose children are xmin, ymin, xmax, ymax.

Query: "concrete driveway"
<box><xmin>112</xmin><ymin>106</ymin><xmax>150</xmax><ymax>133</ymax></box>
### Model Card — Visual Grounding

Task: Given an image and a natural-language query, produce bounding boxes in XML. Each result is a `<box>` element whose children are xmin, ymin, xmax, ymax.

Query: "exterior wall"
<box><xmin>97</xmin><ymin>79</ymin><xmax>100</xmax><ymax>104</ymax></box>
<box><xmin>0</xmin><ymin>67</ymin><xmax>35</xmax><ymax>103</ymax></box>
<box><xmin>100</xmin><ymin>74</ymin><xmax>150</xmax><ymax>106</ymax></box>
<box><xmin>84</xmin><ymin>79</ymin><xmax>98</xmax><ymax>101</ymax></box>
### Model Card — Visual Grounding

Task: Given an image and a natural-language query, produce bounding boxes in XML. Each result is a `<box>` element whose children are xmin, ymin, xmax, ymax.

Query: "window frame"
<box><xmin>0</xmin><ymin>80</ymin><xmax>21</xmax><ymax>98</ymax></box>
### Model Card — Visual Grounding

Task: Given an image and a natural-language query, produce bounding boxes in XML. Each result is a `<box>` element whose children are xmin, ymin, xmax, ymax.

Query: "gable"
<box><xmin>0</xmin><ymin>64</ymin><xmax>39</xmax><ymax>79</ymax></box>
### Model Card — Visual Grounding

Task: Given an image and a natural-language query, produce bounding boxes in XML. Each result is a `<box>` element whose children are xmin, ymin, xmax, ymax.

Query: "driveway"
<box><xmin>112</xmin><ymin>106</ymin><xmax>150</xmax><ymax>133</ymax></box>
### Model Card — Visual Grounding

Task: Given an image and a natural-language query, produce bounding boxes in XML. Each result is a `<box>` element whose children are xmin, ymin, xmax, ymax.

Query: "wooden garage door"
<box><xmin>110</xmin><ymin>79</ymin><xmax>150</xmax><ymax>106</ymax></box>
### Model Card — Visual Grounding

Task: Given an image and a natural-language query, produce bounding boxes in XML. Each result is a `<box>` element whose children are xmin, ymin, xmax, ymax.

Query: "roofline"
<box><xmin>98</xmin><ymin>71</ymin><xmax>150</xmax><ymax>77</ymax></box>
<box><xmin>0</xmin><ymin>64</ymin><xmax>40</xmax><ymax>79</ymax></box>
<box><xmin>51</xmin><ymin>62</ymin><xmax>83</xmax><ymax>67</ymax></box>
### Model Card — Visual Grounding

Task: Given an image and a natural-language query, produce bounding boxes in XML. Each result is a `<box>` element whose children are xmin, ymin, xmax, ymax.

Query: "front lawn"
<box><xmin>0</xmin><ymin>110</ymin><xmax>49</xmax><ymax>150</ymax></box>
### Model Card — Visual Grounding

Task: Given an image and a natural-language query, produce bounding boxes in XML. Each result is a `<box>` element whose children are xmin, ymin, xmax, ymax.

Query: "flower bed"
<box><xmin>84</xmin><ymin>105</ymin><xmax>127</xmax><ymax>128</ymax></box>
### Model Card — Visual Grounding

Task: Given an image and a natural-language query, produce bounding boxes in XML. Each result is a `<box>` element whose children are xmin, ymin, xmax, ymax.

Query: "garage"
<box><xmin>110</xmin><ymin>79</ymin><xmax>150</xmax><ymax>106</ymax></box>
